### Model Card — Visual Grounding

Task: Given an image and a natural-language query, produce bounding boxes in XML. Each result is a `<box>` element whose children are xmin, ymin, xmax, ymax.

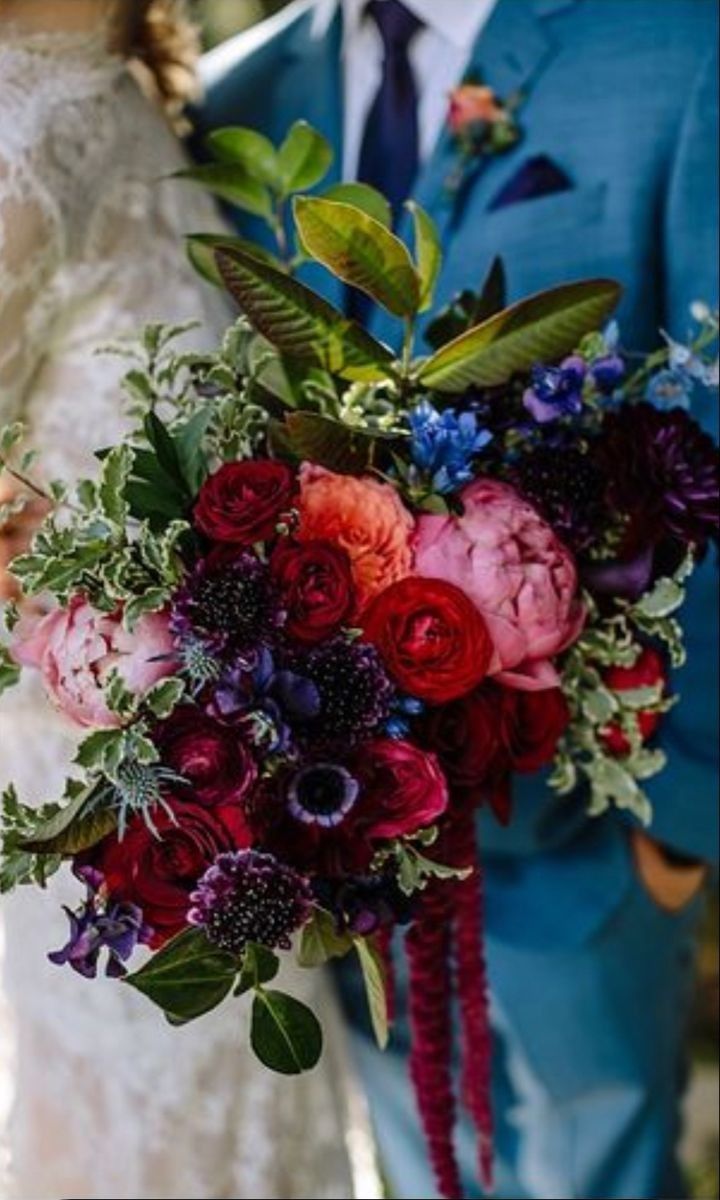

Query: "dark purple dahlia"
<box><xmin>513</xmin><ymin>444</ymin><xmax>608</xmax><ymax>552</ymax></box>
<box><xmin>188</xmin><ymin>850</ymin><xmax>311</xmax><ymax>956</ymax></box>
<box><xmin>171</xmin><ymin>551</ymin><xmax>281</xmax><ymax>656</ymax></box>
<box><xmin>294</xmin><ymin>637</ymin><xmax>395</xmax><ymax>743</ymax></box>
<box><xmin>595</xmin><ymin>402</ymin><xmax>720</xmax><ymax>553</ymax></box>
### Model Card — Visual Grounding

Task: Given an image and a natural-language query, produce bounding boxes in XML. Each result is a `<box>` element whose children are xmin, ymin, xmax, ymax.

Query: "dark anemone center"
<box><xmin>295</xmin><ymin>766</ymin><xmax>349</xmax><ymax>816</ymax></box>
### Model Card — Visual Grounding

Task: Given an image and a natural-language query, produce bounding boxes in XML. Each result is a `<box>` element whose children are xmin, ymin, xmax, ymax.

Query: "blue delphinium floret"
<box><xmin>409</xmin><ymin>400</ymin><xmax>492</xmax><ymax>494</ymax></box>
<box><xmin>522</xmin><ymin>355</ymin><xmax>587</xmax><ymax>423</ymax></box>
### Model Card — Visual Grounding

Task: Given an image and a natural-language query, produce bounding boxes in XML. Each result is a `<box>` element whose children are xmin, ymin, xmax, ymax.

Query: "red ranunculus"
<box><xmin>420</xmin><ymin>683</ymin><xmax>513</xmax><ymax>822</ymax></box>
<box><xmin>90</xmin><ymin>799</ymin><xmax>251</xmax><ymax>946</ymax></box>
<box><xmin>194</xmin><ymin>460</ymin><xmax>296</xmax><ymax>545</ymax></box>
<box><xmin>505</xmin><ymin>687</ymin><xmax>570</xmax><ymax>772</ymax></box>
<box><xmin>362</xmin><ymin>577</ymin><xmax>493</xmax><ymax>703</ymax></box>
<box><xmin>270</xmin><ymin>538</ymin><xmax>355</xmax><ymax>642</ymax></box>
<box><xmin>601</xmin><ymin>646</ymin><xmax>667</xmax><ymax>756</ymax></box>
<box><xmin>155</xmin><ymin>705</ymin><xmax>257</xmax><ymax>807</ymax></box>
<box><xmin>355</xmin><ymin>738</ymin><xmax>449</xmax><ymax>840</ymax></box>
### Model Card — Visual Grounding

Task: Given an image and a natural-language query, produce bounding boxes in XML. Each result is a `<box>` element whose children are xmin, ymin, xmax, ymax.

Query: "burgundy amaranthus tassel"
<box><xmin>407</xmin><ymin>883</ymin><xmax>463</xmax><ymax>1199</ymax></box>
<box><xmin>452</xmin><ymin>814</ymin><xmax>494</xmax><ymax>1192</ymax></box>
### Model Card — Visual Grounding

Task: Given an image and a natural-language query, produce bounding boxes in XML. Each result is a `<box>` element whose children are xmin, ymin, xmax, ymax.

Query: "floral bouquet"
<box><xmin>1</xmin><ymin>122</ymin><xmax>718</xmax><ymax>1200</ymax></box>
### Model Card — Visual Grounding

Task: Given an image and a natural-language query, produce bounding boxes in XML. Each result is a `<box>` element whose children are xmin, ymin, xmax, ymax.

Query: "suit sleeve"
<box><xmin>647</xmin><ymin>45</ymin><xmax>719</xmax><ymax>864</ymax></box>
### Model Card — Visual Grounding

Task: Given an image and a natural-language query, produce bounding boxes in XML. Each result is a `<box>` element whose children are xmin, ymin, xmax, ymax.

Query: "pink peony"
<box><xmin>413</xmin><ymin>479</ymin><xmax>585</xmax><ymax>690</ymax></box>
<box><xmin>12</xmin><ymin>596</ymin><xmax>176</xmax><ymax>727</ymax></box>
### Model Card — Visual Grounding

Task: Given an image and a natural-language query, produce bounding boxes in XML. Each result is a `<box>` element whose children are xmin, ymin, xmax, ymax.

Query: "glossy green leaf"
<box><xmin>277</xmin><ymin>121</ymin><xmax>333</xmax><ymax>194</ymax></box>
<box><xmin>251</xmin><ymin>989</ymin><xmax>323</xmax><ymax>1074</ymax></box>
<box><xmin>19</xmin><ymin>785</ymin><xmax>116</xmax><ymax>855</ymax></box>
<box><xmin>354</xmin><ymin>936</ymin><xmax>389</xmax><ymax>1050</ymax></box>
<box><xmin>293</xmin><ymin>196</ymin><xmax>421</xmax><ymax>317</ymax></box>
<box><xmin>273</xmin><ymin>411</ymin><xmax>401</xmax><ymax>474</ymax></box>
<box><xmin>186</xmin><ymin>233</ymin><xmax>280</xmax><ymax>287</ymax></box>
<box><xmin>124</xmin><ymin>928</ymin><xmax>238</xmax><ymax>1023</ymax></box>
<box><xmin>406</xmin><ymin>201</ymin><xmax>442</xmax><ymax>312</ymax></box>
<box><xmin>173</xmin><ymin>163</ymin><xmax>273</xmax><ymax>218</ymax></box>
<box><xmin>322</xmin><ymin>182</ymin><xmax>392</xmax><ymax>228</ymax></box>
<box><xmin>207</xmin><ymin>127</ymin><xmax>280</xmax><ymax>188</ymax></box>
<box><xmin>235</xmin><ymin>942</ymin><xmax>280</xmax><ymax>995</ymax></box>
<box><xmin>216</xmin><ymin>246</ymin><xmax>395</xmax><ymax>382</ymax></box>
<box><xmin>418</xmin><ymin>279</ymin><xmax>622</xmax><ymax>392</ymax></box>
<box><xmin>297</xmin><ymin>909</ymin><xmax>353</xmax><ymax>968</ymax></box>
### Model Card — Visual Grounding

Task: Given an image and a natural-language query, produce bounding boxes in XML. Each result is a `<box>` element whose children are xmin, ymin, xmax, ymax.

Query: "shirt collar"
<box><xmin>312</xmin><ymin>0</ymin><xmax>496</xmax><ymax>51</ymax></box>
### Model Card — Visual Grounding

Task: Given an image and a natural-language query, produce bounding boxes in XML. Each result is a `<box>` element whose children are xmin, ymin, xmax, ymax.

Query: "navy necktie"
<box><xmin>348</xmin><ymin>0</ymin><xmax>423</xmax><ymax>321</ymax></box>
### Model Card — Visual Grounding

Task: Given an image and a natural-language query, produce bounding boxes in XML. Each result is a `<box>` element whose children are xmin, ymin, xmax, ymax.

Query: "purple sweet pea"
<box><xmin>49</xmin><ymin>866</ymin><xmax>152</xmax><ymax>979</ymax></box>
<box><xmin>523</xmin><ymin>355</ymin><xmax>587</xmax><ymax>423</ymax></box>
<box><xmin>208</xmin><ymin>646</ymin><xmax>320</xmax><ymax>752</ymax></box>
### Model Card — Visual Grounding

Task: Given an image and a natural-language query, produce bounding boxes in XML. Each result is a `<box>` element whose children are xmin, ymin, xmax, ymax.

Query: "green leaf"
<box><xmin>143</xmin><ymin>677</ymin><xmax>185</xmax><ymax>720</ymax></box>
<box><xmin>98</xmin><ymin>445</ymin><xmax>132</xmax><ymax>526</ymax></box>
<box><xmin>633</xmin><ymin>577</ymin><xmax>685</xmax><ymax>619</ymax></box>
<box><xmin>216</xmin><ymin>246</ymin><xmax>395</xmax><ymax>382</ymax></box>
<box><xmin>354</xmin><ymin>937</ymin><xmax>389</xmax><ymax>1050</ymax></box>
<box><xmin>293</xmin><ymin>196</ymin><xmax>420</xmax><ymax>317</ymax></box>
<box><xmin>235</xmin><ymin>942</ymin><xmax>280</xmax><ymax>995</ymax></box>
<box><xmin>18</xmin><ymin>784</ymin><xmax>116</xmax><ymax>855</ymax></box>
<box><xmin>250</xmin><ymin>989</ymin><xmax>323</xmax><ymax>1074</ymax></box>
<box><xmin>406</xmin><ymin>201</ymin><xmax>442</xmax><ymax>313</ymax></box>
<box><xmin>124</xmin><ymin>927</ymin><xmax>239</xmax><ymax>1023</ymax></box>
<box><xmin>173</xmin><ymin>407</ymin><xmax>214</xmax><ymax>493</ymax></box>
<box><xmin>322</xmin><ymin>183</ymin><xmax>392</xmax><ymax>227</ymax></box>
<box><xmin>277</xmin><ymin>121</ymin><xmax>333</xmax><ymax>194</ymax></box>
<box><xmin>123</xmin><ymin>587</ymin><xmax>170</xmax><ymax>631</ymax></box>
<box><xmin>297</xmin><ymin>909</ymin><xmax>353</xmax><ymax>968</ymax></box>
<box><xmin>273</xmin><ymin>411</ymin><xmax>397</xmax><ymax>474</ymax></box>
<box><xmin>173</xmin><ymin>163</ymin><xmax>273</xmax><ymax>218</ymax></box>
<box><xmin>74</xmin><ymin>729</ymin><xmax>124</xmax><ymax>771</ymax></box>
<box><xmin>418</xmin><ymin>279</ymin><xmax>622</xmax><ymax>392</ymax></box>
<box><xmin>207</xmin><ymin>126</ymin><xmax>280</xmax><ymax>188</ymax></box>
<box><xmin>0</xmin><ymin>645</ymin><xmax>20</xmax><ymax>696</ymax></box>
<box><xmin>186</xmin><ymin>233</ymin><xmax>280</xmax><ymax>287</ymax></box>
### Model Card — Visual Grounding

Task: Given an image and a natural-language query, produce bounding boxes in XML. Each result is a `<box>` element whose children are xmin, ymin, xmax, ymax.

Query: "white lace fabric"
<box><xmin>0</xmin><ymin>27</ymin><xmax>379</xmax><ymax>1200</ymax></box>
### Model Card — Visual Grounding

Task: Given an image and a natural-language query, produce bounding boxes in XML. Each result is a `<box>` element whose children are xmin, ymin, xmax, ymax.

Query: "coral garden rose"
<box><xmin>12</xmin><ymin>596</ymin><xmax>175</xmax><ymax>728</ymax></box>
<box><xmin>194</xmin><ymin>459</ymin><xmax>296</xmax><ymax>546</ymax></box>
<box><xmin>414</xmin><ymin>479</ymin><xmax>585</xmax><ymax>690</ymax></box>
<box><xmin>155</xmin><ymin>705</ymin><xmax>257</xmax><ymax>807</ymax></box>
<box><xmin>601</xmin><ymin>645</ymin><xmax>667</xmax><ymax>756</ymax></box>
<box><xmin>270</xmin><ymin>538</ymin><xmax>355</xmax><ymax>642</ymax></box>
<box><xmin>448</xmin><ymin>84</ymin><xmax>505</xmax><ymax>134</ymax></box>
<box><xmin>90</xmin><ymin>798</ymin><xmax>251</xmax><ymax>947</ymax></box>
<box><xmin>296</xmin><ymin>464</ymin><xmax>414</xmax><ymax>611</ymax></box>
<box><xmin>362</xmin><ymin>576</ymin><xmax>493</xmax><ymax>703</ymax></box>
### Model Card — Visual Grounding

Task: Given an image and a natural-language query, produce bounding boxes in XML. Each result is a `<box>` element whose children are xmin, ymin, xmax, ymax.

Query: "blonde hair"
<box><xmin>125</xmin><ymin>0</ymin><xmax>200</xmax><ymax>115</ymax></box>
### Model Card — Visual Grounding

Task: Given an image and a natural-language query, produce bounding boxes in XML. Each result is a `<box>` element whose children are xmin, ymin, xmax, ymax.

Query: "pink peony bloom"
<box><xmin>413</xmin><ymin>479</ymin><xmax>585</xmax><ymax>690</ymax></box>
<box><xmin>12</xmin><ymin>596</ymin><xmax>176</xmax><ymax>727</ymax></box>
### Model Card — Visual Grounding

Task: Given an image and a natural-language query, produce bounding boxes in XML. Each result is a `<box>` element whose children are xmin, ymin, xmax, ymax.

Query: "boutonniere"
<box><xmin>444</xmin><ymin>77</ymin><xmax>523</xmax><ymax>199</ymax></box>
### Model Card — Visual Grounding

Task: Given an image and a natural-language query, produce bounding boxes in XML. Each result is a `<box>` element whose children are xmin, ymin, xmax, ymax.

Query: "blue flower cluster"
<box><xmin>409</xmin><ymin>399</ymin><xmax>492</xmax><ymax>494</ymax></box>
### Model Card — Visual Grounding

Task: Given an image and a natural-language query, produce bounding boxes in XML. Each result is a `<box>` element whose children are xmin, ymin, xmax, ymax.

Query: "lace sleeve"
<box><xmin>0</xmin><ymin>148</ymin><xmax>64</xmax><ymax>424</ymax></box>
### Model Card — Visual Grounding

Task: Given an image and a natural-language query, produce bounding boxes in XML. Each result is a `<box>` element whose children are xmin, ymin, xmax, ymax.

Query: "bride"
<box><xmin>0</xmin><ymin>3</ymin><xmax>377</xmax><ymax>1197</ymax></box>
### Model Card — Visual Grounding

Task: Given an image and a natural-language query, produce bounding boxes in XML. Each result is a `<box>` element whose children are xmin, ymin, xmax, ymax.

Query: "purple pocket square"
<box><xmin>488</xmin><ymin>155</ymin><xmax>573</xmax><ymax>212</ymax></box>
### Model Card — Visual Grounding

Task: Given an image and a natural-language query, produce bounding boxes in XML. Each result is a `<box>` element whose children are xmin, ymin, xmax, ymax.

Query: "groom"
<box><xmin>196</xmin><ymin>1</ymin><xmax>719</xmax><ymax>1196</ymax></box>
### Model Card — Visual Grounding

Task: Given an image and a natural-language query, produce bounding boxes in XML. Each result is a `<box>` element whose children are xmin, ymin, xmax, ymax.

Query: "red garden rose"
<box><xmin>420</xmin><ymin>683</ymin><xmax>514</xmax><ymax>822</ymax></box>
<box><xmin>505</xmin><ymin>687</ymin><xmax>570</xmax><ymax>772</ymax></box>
<box><xmin>601</xmin><ymin>646</ymin><xmax>667</xmax><ymax>756</ymax></box>
<box><xmin>194</xmin><ymin>460</ymin><xmax>296</xmax><ymax>545</ymax></box>
<box><xmin>156</xmin><ymin>705</ymin><xmax>257</xmax><ymax>807</ymax></box>
<box><xmin>362</xmin><ymin>576</ymin><xmax>493</xmax><ymax>703</ymax></box>
<box><xmin>355</xmin><ymin>738</ymin><xmax>449</xmax><ymax>840</ymax></box>
<box><xmin>270</xmin><ymin>538</ymin><xmax>355</xmax><ymax>642</ymax></box>
<box><xmin>91</xmin><ymin>799</ymin><xmax>251</xmax><ymax>946</ymax></box>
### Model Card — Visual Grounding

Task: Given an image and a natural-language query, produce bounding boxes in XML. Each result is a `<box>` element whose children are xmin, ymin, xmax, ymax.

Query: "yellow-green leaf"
<box><xmin>294</xmin><ymin>195</ymin><xmax>421</xmax><ymax>317</ymax></box>
<box><xmin>277</xmin><ymin>121</ymin><xmax>333</xmax><ymax>194</ymax></box>
<box><xmin>406</xmin><ymin>201</ymin><xmax>442</xmax><ymax>312</ymax></box>
<box><xmin>354</xmin><ymin>936</ymin><xmax>389</xmax><ymax>1049</ymax></box>
<box><xmin>207</xmin><ymin>126</ymin><xmax>280</xmax><ymax>188</ymax></box>
<box><xmin>322</xmin><ymin>182</ymin><xmax>392</xmax><ymax>228</ymax></box>
<box><xmin>173</xmin><ymin>163</ymin><xmax>273</xmax><ymax>218</ymax></box>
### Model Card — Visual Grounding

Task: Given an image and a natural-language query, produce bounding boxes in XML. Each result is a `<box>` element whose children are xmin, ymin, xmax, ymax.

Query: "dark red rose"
<box><xmin>420</xmin><ymin>683</ymin><xmax>513</xmax><ymax>822</ymax></box>
<box><xmin>600</xmin><ymin>646</ymin><xmax>667</xmax><ymax>756</ymax></box>
<box><xmin>91</xmin><ymin>799</ymin><xmax>251</xmax><ymax>947</ymax></box>
<box><xmin>270</xmin><ymin>538</ymin><xmax>355</xmax><ymax>642</ymax></box>
<box><xmin>505</xmin><ymin>687</ymin><xmax>570</xmax><ymax>773</ymax></box>
<box><xmin>155</xmin><ymin>705</ymin><xmax>257</xmax><ymax>807</ymax></box>
<box><xmin>362</xmin><ymin>577</ymin><xmax>493</xmax><ymax>703</ymax></box>
<box><xmin>194</xmin><ymin>460</ymin><xmax>296</xmax><ymax>546</ymax></box>
<box><xmin>354</xmin><ymin>739</ymin><xmax>449</xmax><ymax>840</ymax></box>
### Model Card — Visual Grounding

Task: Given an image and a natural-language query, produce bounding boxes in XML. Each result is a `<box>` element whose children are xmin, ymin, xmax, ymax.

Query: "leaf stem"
<box><xmin>1</xmin><ymin>464</ymin><xmax>53</xmax><ymax>505</ymax></box>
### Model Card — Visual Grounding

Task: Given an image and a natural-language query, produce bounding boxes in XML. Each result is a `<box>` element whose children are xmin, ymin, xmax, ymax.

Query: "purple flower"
<box><xmin>589</xmin><ymin>353</ymin><xmax>625</xmax><ymax>392</ymax></box>
<box><xmin>48</xmin><ymin>866</ymin><xmax>152</xmax><ymax>979</ymax></box>
<box><xmin>208</xmin><ymin>646</ymin><xmax>320</xmax><ymax>751</ymax></box>
<box><xmin>287</xmin><ymin>763</ymin><xmax>360</xmax><ymax>828</ymax></box>
<box><xmin>313</xmin><ymin>875</ymin><xmax>414</xmax><ymax>935</ymax></box>
<box><xmin>171</xmin><ymin>551</ymin><xmax>281</xmax><ymax>659</ymax></box>
<box><xmin>188</xmin><ymin>850</ymin><xmax>312</xmax><ymax>956</ymax></box>
<box><xmin>293</xmin><ymin>636</ymin><xmax>395</xmax><ymax>744</ymax></box>
<box><xmin>513</xmin><ymin>443</ymin><xmax>608</xmax><ymax>552</ymax></box>
<box><xmin>523</xmin><ymin>355</ymin><xmax>587</xmax><ymax>423</ymax></box>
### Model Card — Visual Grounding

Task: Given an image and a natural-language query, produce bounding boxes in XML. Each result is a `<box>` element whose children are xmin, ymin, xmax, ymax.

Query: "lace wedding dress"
<box><xmin>0</xmin><ymin>24</ymin><xmax>378</xmax><ymax>1200</ymax></box>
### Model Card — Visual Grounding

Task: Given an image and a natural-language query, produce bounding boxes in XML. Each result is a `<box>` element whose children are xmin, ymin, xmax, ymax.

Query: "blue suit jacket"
<box><xmin>197</xmin><ymin>0</ymin><xmax>719</xmax><ymax>946</ymax></box>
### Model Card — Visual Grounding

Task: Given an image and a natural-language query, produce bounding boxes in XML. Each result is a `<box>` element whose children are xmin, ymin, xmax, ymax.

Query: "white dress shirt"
<box><xmin>313</xmin><ymin>0</ymin><xmax>498</xmax><ymax>178</ymax></box>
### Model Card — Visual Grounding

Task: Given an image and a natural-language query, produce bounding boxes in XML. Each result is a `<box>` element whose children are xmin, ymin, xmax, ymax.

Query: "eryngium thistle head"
<box><xmin>188</xmin><ymin>850</ymin><xmax>311</xmax><ymax>956</ymax></box>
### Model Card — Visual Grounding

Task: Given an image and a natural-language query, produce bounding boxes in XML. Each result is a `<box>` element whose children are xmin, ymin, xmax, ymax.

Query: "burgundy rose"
<box><xmin>194</xmin><ymin>460</ymin><xmax>296</xmax><ymax>546</ymax></box>
<box><xmin>155</xmin><ymin>705</ymin><xmax>257</xmax><ymax>807</ymax></box>
<box><xmin>420</xmin><ymin>684</ymin><xmax>513</xmax><ymax>822</ymax></box>
<box><xmin>270</xmin><ymin>538</ymin><xmax>355</xmax><ymax>643</ymax></box>
<box><xmin>89</xmin><ymin>799</ymin><xmax>251</xmax><ymax>947</ymax></box>
<box><xmin>504</xmin><ymin>687</ymin><xmax>570</xmax><ymax>772</ymax></box>
<box><xmin>354</xmin><ymin>738</ymin><xmax>449</xmax><ymax>840</ymax></box>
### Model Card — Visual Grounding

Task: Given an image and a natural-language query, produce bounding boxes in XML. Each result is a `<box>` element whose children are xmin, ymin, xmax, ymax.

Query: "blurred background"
<box><xmin>190</xmin><ymin>4</ymin><xmax>719</xmax><ymax>1198</ymax></box>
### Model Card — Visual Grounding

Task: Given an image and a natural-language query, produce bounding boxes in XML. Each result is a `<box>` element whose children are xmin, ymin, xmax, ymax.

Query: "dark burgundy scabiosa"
<box><xmin>295</xmin><ymin>637</ymin><xmax>395</xmax><ymax>744</ymax></box>
<box><xmin>188</xmin><ymin>850</ymin><xmax>312</xmax><ymax>956</ymax></box>
<box><xmin>171</xmin><ymin>551</ymin><xmax>281</xmax><ymax>656</ymax></box>
<box><xmin>595</xmin><ymin>403</ymin><xmax>720</xmax><ymax>554</ymax></box>
<box><xmin>513</xmin><ymin>444</ymin><xmax>608</xmax><ymax>552</ymax></box>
